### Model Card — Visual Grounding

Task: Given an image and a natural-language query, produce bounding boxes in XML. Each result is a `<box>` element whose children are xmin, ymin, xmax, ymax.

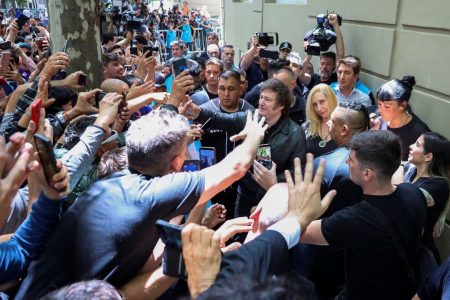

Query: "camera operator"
<box><xmin>302</xmin><ymin>14</ymin><xmax>344</xmax><ymax>90</ymax></box>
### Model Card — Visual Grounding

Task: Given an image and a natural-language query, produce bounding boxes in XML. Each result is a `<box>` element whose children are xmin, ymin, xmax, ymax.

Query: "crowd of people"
<box><xmin>0</xmin><ymin>1</ymin><xmax>449</xmax><ymax>299</ymax></box>
<box><xmin>103</xmin><ymin>0</ymin><xmax>217</xmax><ymax>61</ymax></box>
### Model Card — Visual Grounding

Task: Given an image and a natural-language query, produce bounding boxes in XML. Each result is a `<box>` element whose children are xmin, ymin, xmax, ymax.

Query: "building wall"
<box><xmin>187</xmin><ymin>0</ymin><xmax>221</xmax><ymax>17</ymax></box>
<box><xmin>224</xmin><ymin>0</ymin><xmax>450</xmax><ymax>259</ymax></box>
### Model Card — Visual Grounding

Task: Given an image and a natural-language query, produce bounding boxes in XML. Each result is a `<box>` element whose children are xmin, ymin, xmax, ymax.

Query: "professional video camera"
<box><xmin>256</xmin><ymin>32</ymin><xmax>279</xmax><ymax>47</ymax></box>
<box><xmin>110</xmin><ymin>6</ymin><xmax>123</xmax><ymax>25</ymax></box>
<box><xmin>303</xmin><ymin>13</ymin><xmax>342</xmax><ymax>56</ymax></box>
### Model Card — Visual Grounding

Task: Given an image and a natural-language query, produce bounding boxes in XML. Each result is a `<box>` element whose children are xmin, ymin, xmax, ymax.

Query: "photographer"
<box><xmin>302</xmin><ymin>14</ymin><xmax>344</xmax><ymax>90</ymax></box>
<box><xmin>239</xmin><ymin>34</ymin><xmax>269</xmax><ymax>93</ymax></box>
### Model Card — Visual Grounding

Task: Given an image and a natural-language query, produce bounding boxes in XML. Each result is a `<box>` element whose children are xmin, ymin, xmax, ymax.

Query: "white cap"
<box><xmin>207</xmin><ymin>44</ymin><xmax>219</xmax><ymax>53</ymax></box>
<box><xmin>287</xmin><ymin>52</ymin><xmax>301</xmax><ymax>65</ymax></box>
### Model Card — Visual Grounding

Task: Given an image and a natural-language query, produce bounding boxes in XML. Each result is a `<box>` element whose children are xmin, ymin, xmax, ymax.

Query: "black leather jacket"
<box><xmin>196</xmin><ymin>108</ymin><xmax>306</xmax><ymax>206</ymax></box>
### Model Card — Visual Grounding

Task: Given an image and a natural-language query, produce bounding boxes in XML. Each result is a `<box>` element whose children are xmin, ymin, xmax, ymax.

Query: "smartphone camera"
<box><xmin>95</xmin><ymin>91</ymin><xmax>107</xmax><ymax>106</ymax></box>
<box><xmin>256</xmin><ymin>144</ymin><xmax>272</xmax><ymax>169</ymax></box>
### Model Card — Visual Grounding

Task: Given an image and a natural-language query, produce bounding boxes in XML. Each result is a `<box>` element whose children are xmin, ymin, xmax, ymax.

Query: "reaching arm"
<box><xmin>300</xmin><ymin>220</ymin><xmax>329</xmax><ymax>245</ymax></box>
<box><xmin>240</xmin><ymin>34</ymin><xmax>259</xmax><ymax>71</ymax></box>
<box><xmin>119</xmin><ymin>267</ymin><xmax>177</xmax><ymax>300</ymax></box>
<box><xmin>197</xmin><ymin>111</ymin><xmax>267</xmax><ymax>205</ymax></box>
<box><xmin>0</xmin><ymin>193</ymin><xmax>64</xmax><ymax>284</ymax></box>
<box><xmin>329</xmin><ymin>14</ymin><xmax>344</xmax><ymax>62</ymax></box>
<box><xmin>195</xmin><ymin>106</ymin><xmax>247</xmax><ymax>134</ymax></box>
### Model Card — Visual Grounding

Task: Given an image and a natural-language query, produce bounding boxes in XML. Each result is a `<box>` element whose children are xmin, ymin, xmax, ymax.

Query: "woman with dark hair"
<box><xmin>375</xmin><ymin>75</ymin><xmax>430</xmax><ymax>160</ymax></box>
<box><xmin>400</xmin><ymin>132</ymin><xmax>450</xmax><ymax>263</ymax></box>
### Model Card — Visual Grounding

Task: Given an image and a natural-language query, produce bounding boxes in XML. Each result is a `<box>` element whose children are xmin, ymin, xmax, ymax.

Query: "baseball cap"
<box><xmin>279</xmin><ymin>42</ymin><xmax>292</xmax><ymax>51</ymax></box>
<box><xmin>287</xmin><ymin>52</ymin><xmax>301</xmax><ymax>66</ymax></box>
<box><xmin>207</xmin><ymin>44</ymin><xmax>219</xmax><ymax>53</ymax></box>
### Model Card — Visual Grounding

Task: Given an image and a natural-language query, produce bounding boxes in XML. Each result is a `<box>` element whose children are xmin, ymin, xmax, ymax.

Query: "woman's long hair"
<box><xmin>423</xmin><ymin>132</ymin><xmax>450</xmax><ymax>180</ymax></box>
<box><xmin>305</xmin><ymin>84</ymin><xmax>338</xmax><ymax>137</ymax></box>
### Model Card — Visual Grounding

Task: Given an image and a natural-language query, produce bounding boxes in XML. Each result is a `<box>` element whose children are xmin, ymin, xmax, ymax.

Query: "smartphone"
<box><xmin>199</xmin><ymin>147</ymin><xmax>216</xmax><ymax>169</ymax></box>
<box><xmin>0</xmin><ymin>41</ymin><xmax>11</xmax><ymax>50</ymax></box>
<box><xmin>171</xmin><ymin>58</ymin><xmax>188</xmax><ymax>77</ymax></box>
<box><xmin>42</xmin><ymin>50</ymin><xmax>50</xmax><ymax>59</ymax></box>
<box><xmin>95</xmin><ymin>91</ymin><xmax>107</xmax><ymax>106</ymax></box>
<box><xmin>143</xmin><ymin>45</ymin><xmax>153</xmax><ymax>58</ymax></box>
<box><xmin>77</xmin><ymin>73</ymin><xmax>87</xmax><ymax>86</ymax></box>
<box><xmin>16</xmin><ymin>14</ymin><xmax>30</xmax><ymax>29</ymax></box>
<box><xmin>118</xmin><ymin>92</ymin><xmax>127</xmax><ymax>113</ymax></box>
<box><xmin>33</xmin><ymin>134</ymin><xmax>60</xmax><ymax>185</ymax></box>
<box><xmin>62</xmin><ymin>39</ymin><xmax>69</xmax><ymax>53</ymax></box>
<box><xmin>31</xmin><ymin>98</ymin><xmax>42</xmax><ymax>131</ymax></box>
<box><xmin>129</xmin><ymin>47</ymin><xmax>138</xmax><ymax>56</ymax></box>
<box><xmin>35</xmin><ymin>37</ymin><xmax>44</xmax><ymax>51</ymax></box>
<box><xmin>182</xmin><ymin>160</ymin><xmax>200</xmax><ymax>172</ymax></box>
<box><xmin>127</xmin><ymin>20</ymin><xmax>142</xmax><ymax>32</ymax></box>
<box><xmin>259</xmin><ymin>49</ymin><xmax>279</xmax><ymax>60</ymax></box>
<box><xmin>155</xmin><ymin>219</ymin><xmax>186</xmax><ymax>279</ymax></box>
<box><xmin>0</xmin><ymin>51</ymin><xmax>11</xmax><ymax>69</ymax></box>
<box><xmin>256</xmin><ymin>144</ymin><xmax>272</xmax><ymax>169</ymax></box>
<box><xmin>124</xmin><ymin>64</ymin><xmax>133</xmax><ymax>72</ymax></box>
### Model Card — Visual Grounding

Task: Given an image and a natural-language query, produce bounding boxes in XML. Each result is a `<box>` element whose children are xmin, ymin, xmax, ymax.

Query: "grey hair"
<box><xmin>126</xmin><ymin>109</ymin><xmax>190</xmax><ymax>175</ymax></box>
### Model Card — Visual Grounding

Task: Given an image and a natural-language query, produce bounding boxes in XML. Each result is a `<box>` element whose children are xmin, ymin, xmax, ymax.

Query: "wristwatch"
<box><xmin>55</xmin><ymin>111</ymin><xmax>69</xmax><ymax>127</ymax></box>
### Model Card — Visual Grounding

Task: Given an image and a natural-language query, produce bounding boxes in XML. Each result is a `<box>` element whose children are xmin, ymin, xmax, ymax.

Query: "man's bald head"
<box><xmin>100</xmin><ymin>79</ymin><xmax>129</xmax><ymax>94</ymax></box>
<box><xmin>273</xmin><ymin>67</ymin><xmax>296</xmax><ymax>91</ymax></box>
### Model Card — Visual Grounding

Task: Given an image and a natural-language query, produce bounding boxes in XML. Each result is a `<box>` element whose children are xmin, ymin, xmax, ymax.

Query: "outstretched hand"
<box><xmin>201</xmin><ymin>203</ymin><xmax>226</xmax><ymax>229</ymax></box>
<box><xmin>182</xmin><ymin>223</ymin><xmax>222</xmax><ymax>298</ymax></box>
<box><xmin>285</xmin><ymin>154</ymin><xmax>336</xmax><ymax>229</ymax></box>
<box><xmin>167</xmin><ymin>70</ymin><xmax>195</xmax><ymax>107</ymax></box>
<box><xmin>0</xmin><ymin>134</ymin><xmax>38</xmax><ymax>206</ymax></box>
<box><xmin>216</xmin><ymin>217</ymin><xmax>253</xmax><ymax>247</ymax></box>
<box><xmin>31</xmin><ymin>158</ymin><xmax>70</xmax><ymax>200</ymax></box>
<box><xmin>229</xmin><ymin>110</ymin><xmax>267</xmax><ymax>142</ymax></box>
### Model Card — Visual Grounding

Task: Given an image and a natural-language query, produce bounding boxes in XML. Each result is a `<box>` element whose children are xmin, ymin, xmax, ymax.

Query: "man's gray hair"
<box><xmin>126</xmin><ymin>109</ymin><xmax>190</xmax><ymax>175</ymax></box>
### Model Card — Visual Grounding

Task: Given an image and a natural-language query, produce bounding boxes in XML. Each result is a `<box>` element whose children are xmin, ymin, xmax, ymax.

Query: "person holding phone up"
<box><xmin>15</xmin><ymin>69</ymin><xmax>268</xmax><ymax>299</ymax></box>
<box><xmin>0</xmin><ymin>132</ymin><xmax>70</xmax><ymax>284</ymax></box>
<box><xmin>182</xmin><ymin>78</ymin><xmax>307</xmax><ymax>217</ymax></box>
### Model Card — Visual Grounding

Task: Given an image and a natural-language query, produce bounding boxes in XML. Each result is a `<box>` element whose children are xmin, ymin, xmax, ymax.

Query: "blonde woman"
<box><xmin>302</xmin><ymin>84</ymin><xmax>338</xmax><ymax>157</ymax></box>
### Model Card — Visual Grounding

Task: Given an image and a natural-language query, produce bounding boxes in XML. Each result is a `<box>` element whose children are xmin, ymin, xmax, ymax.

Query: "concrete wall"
<box><xmin>224</xmin><ymin>0</ymin><xmax>450</xmax><ymax>259</ymax></box>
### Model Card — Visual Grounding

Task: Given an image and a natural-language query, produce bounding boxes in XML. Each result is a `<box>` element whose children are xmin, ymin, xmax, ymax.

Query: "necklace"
<box><xmin>318</xmin><ymin>124</ymin><xmax>330</xmax><ymax>148</ymax></box>
<box><xmin>402</xmin><ymin>112</ymin><xmax>411</xmax><ymax>127</ymax></box>
<box><xmin>388</xmin><ymin>112</ymin><xmax>411</xmax><ymax>128</ymax></box>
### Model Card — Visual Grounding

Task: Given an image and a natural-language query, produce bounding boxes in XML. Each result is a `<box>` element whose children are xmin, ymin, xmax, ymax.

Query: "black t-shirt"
<box><xmin>306</xmin><ymin>152</ymin><xmax>362</xmax><ymax>298</ymax></box>
<box><xmin>244</xmin><ymin>83</ymin><xmax>262</xmax><ymax>107</ymax></box>
<box><xmin>305</xmin><ymin>135</ymin><xmax>337</xmax><ymax>158</ymax></box>
<box><xmin>307</xmin><ymin>72</ymin><xmax>337</xmax><ymax>90</ymax></box>
<box><xmin>383</xmin><ymin>113</ymin><xmax>430</xmax><ymax>161</ymax></box>
<box><xmin>412</xmin><ymin>176</ymin><xmax>449</xmax><ymax>246</ymax></box>
<box><xmin>322</xmin><ymin>183</ymin><xmax>427</xmax><ymax>300</ymax></box>
<box><xmin>203</xmin><ymin>84</ymin><xmax>218</xmax><ymax>100</ymax></box>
